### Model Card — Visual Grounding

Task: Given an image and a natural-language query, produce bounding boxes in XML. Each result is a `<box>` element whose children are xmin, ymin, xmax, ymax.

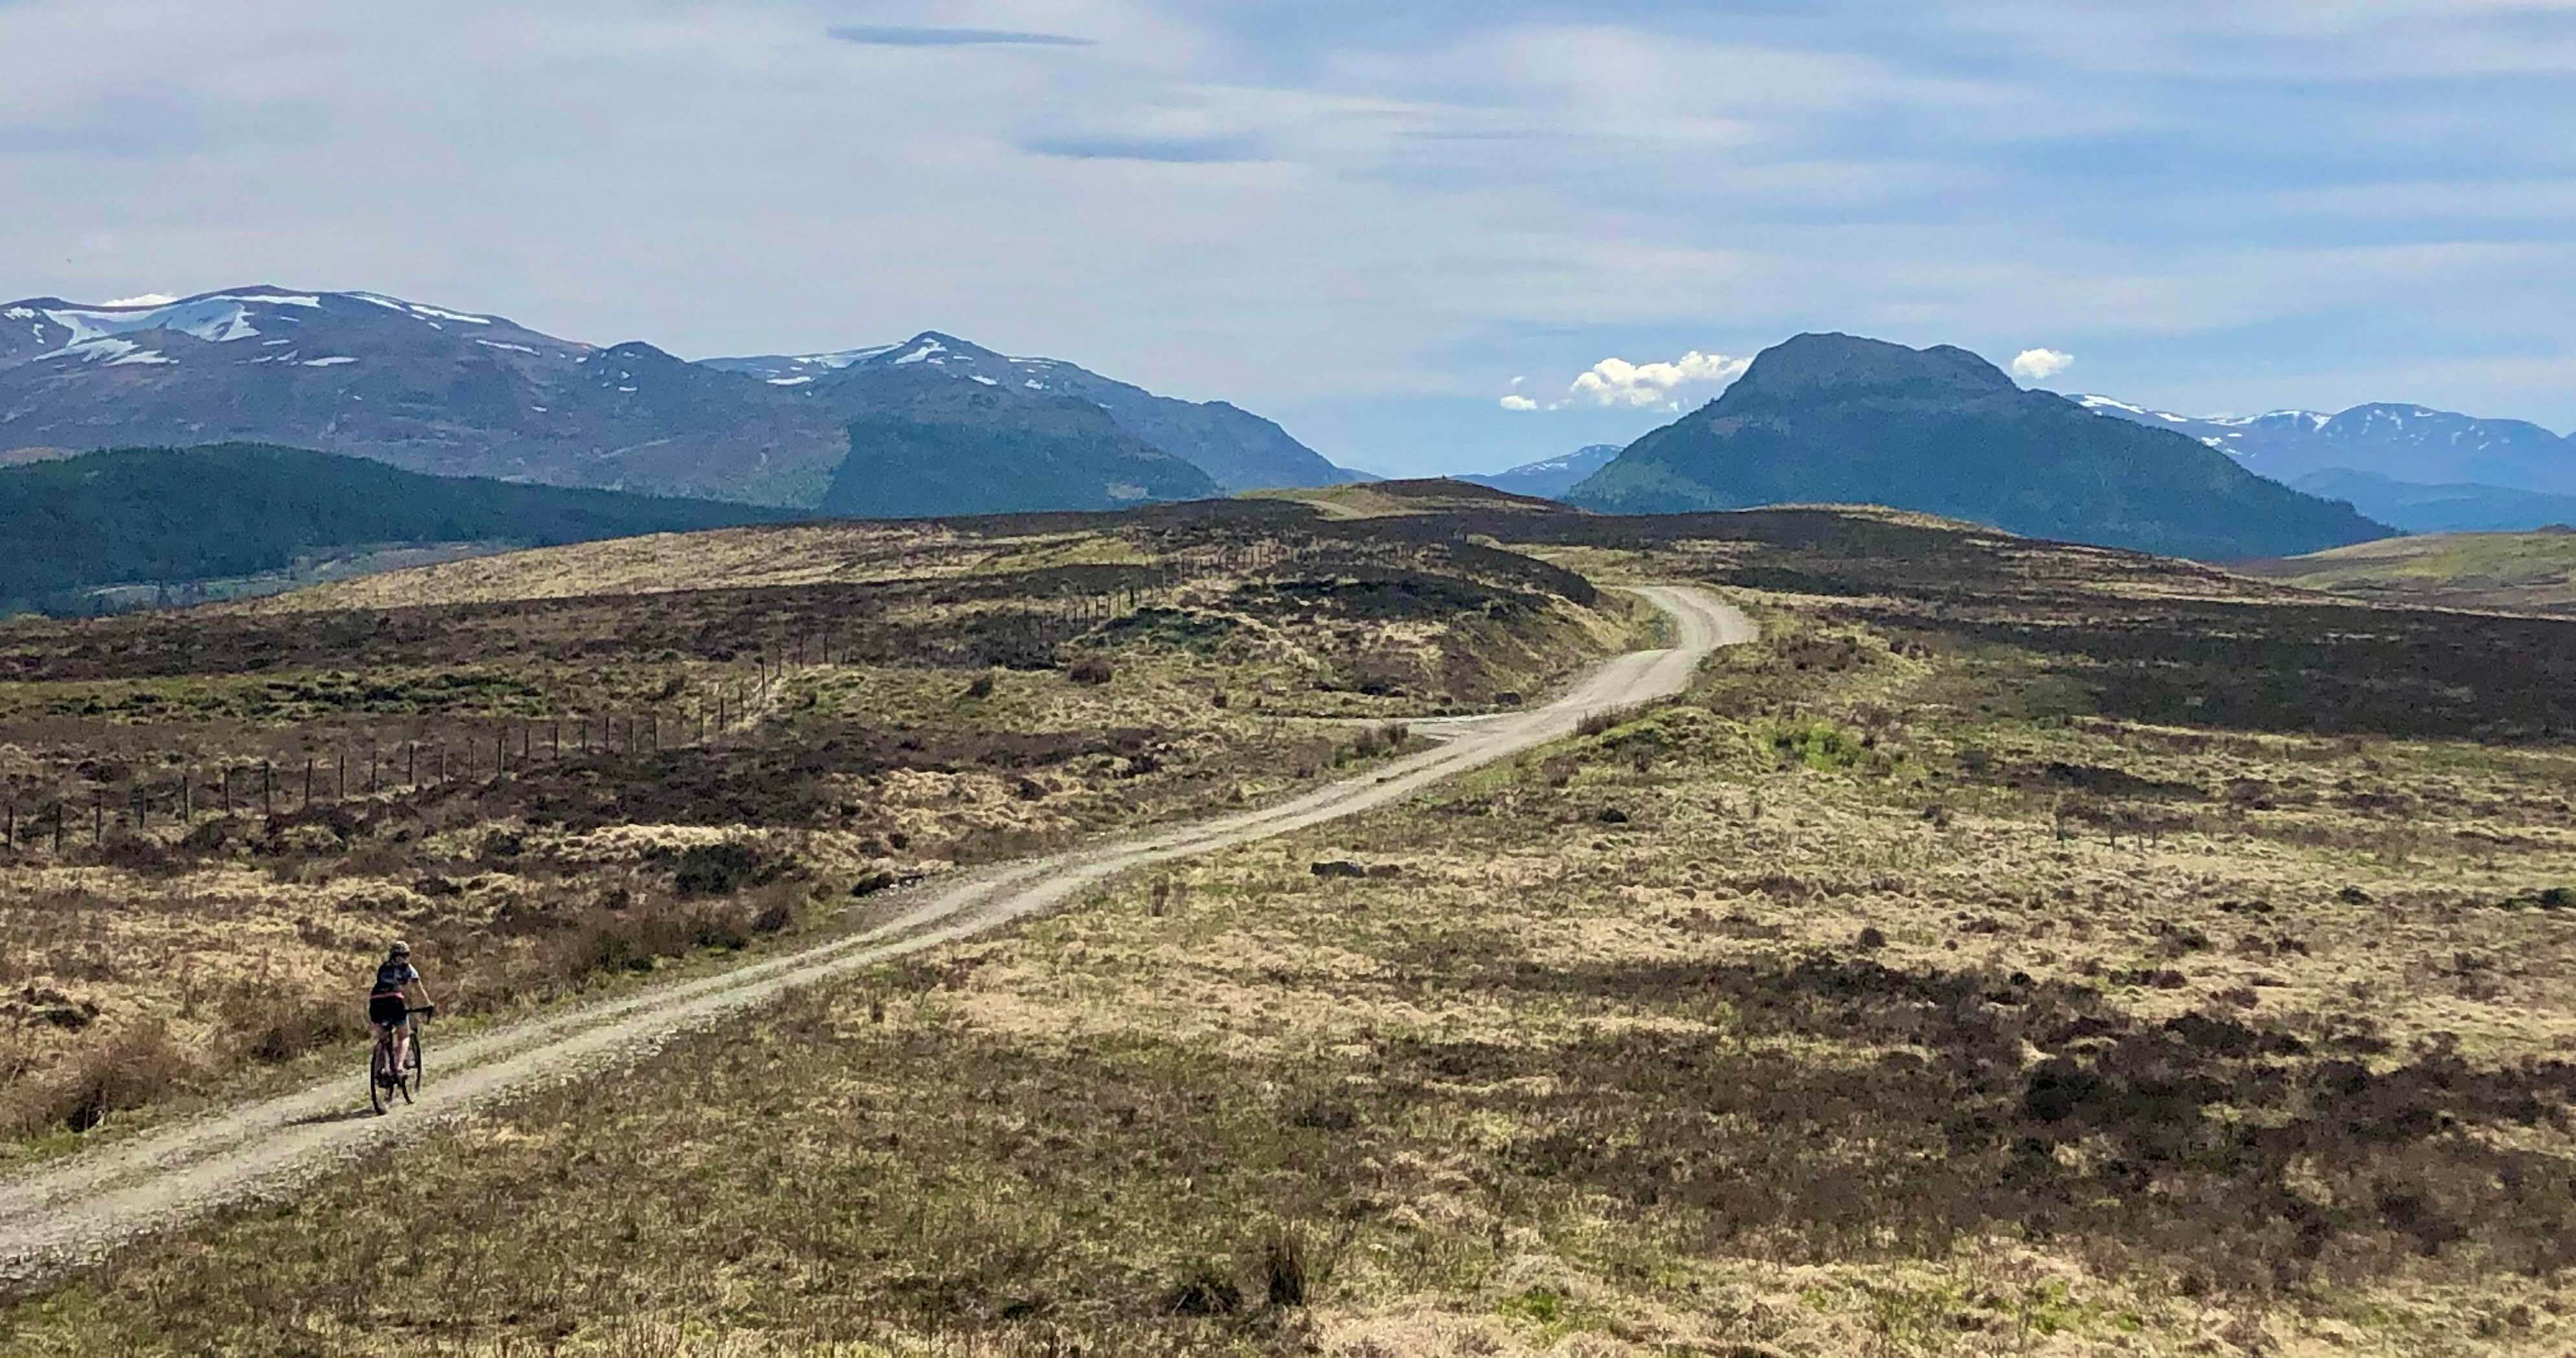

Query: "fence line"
<box><xmin>0</xmin><ymin>657</ymin><xmax>800</xmax><ymax>858</ymax></box>
<box><xmin>0</xmin><ymin>544</ymin><xmax>1471</xmax><ymax>859</ymax></box>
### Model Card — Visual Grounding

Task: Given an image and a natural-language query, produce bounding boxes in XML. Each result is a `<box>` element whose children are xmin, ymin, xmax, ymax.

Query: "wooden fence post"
<box><xmin>54</xmin><ymin>801</ymin><xmax>64</xmax><ymax>853</ymax></box>
<box><xmin>407</xmin><ymin>742</ymin><xmax>416</xmax><ymax>787</ymax></box>
<box><xmin>551</xmin><ymin>721</ymin><xmax>560</xmax><ymax>758</ymax></box>
<box><xmin>303</xmin><ymin>758</ymin><xmax>314</xmax><ymax>808</ymax></box>
<box><xmin>93</xmin><ymin>792</ymin><xmax>103</xmax><ymax>843</ymax></box>
<box><xmin>263</xmin><ymin>762</ymin><xmax>273</xmax><ymax>816</ymax></box>
<box><xmin>337</xmin><ymin>751</ymin><xmax>346</xmax><ymax>801</ymax></box>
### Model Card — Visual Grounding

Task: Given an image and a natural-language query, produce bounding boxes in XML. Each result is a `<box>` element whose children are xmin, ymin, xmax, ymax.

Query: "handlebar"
<box><xmin>407</xmin><ymin>1004</ymin><xmax>438</xmax><ymax>1017</ymax></box>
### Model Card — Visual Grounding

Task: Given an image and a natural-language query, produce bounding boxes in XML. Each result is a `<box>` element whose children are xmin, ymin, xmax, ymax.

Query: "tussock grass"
<box><xmin>25</xmin><ymin>509</ymin><xmax>2576</xmax><ymax>1353</ymax></box>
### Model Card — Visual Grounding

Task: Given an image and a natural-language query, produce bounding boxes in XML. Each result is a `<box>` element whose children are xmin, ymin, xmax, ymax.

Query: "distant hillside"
<box><xmin>2076</xmin><ymin>394</ymin><xmax>2576</xmax><ymax>493</ymax></box>
<box><xmin>0</xmin><ymin>443</ymin><xmax>787</xmax><ymax>612</ymax></box>
<box><xmin>820</xmin><ymin>369</ymin><xmax>1218</xmax><ymax>518</ymax></box>
<box><xmin>710</xmin><ymin>333</ymin><xmax>1351</xmax><ymax>491</ymax></box>
<box><xmin>2238</xmin><ymin>529</ymin><xmax>2576</xmax><ymax>616</ymax></box>
<box><xmin>0</xmin><ymin>288</ymin><xmax>1347</xmax><ymax>507</ymax></box>
<box><xmin>1567</xmin><ymin>333</ymin><xmax>2391</xmax><ymax>560</ymax></box>
<box><xmin>0</xmin><ymin>289</ymin><xmax>843</xmax><ymax>505</ymax></box>
<box><xmin>1242</xmin><ymin>478</ymin><xmax>1567</xmax><ymax>520</ymax></box>
<box><xmin>1459</xmin><ymin>444</ymin><xmax>1622</xmax><ymax>500</ymax></box>
<box><xmin>2289</xmin><ymin>468</ymin><xmax>2576</xmax><ymax>534</ymax></box>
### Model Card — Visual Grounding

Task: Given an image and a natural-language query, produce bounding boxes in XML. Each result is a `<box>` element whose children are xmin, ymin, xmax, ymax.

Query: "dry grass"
<box><xmin>16</xmin><ymin>509</ymin><xmax>2576</xmax><ymax>1355</ymax></box>
<box><xmin>2238</xmin><ymin>528</ymin><xmax>2576</xmax><ymax>615</ymax></box>
<box><xmin>16</xmin><ymin>520</ymin><xmax>2576</xmax><ymax>1354</ymax></box>
<box><xmin>0</xmin><ymin>509</ymin><xmax>1626</xmax><ymax>1152</ymax></box>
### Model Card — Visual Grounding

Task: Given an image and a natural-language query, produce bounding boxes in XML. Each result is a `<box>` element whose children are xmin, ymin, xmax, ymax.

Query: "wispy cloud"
<box><xmin>826</xmin><ymin>25</ymin><xmax>1092</xmax><ymax>48</ymax></box>
<box><xmin>1018</xmin><ymin>132</ymin><xmax>1266</xmax><ymax>164</ymax></box>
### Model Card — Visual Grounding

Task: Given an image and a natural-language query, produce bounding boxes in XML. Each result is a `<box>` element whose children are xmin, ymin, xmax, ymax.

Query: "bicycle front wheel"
<box><xmin>402</xmin><ymin>1026</ymin><xmax>422</xmax><ymax>1101</ymax></box>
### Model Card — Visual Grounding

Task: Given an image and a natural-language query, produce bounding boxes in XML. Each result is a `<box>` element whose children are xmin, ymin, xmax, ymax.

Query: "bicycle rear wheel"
<box><xmin>369</xmin><ymin>1039</ymin><xmax>392</xmax><ymax>1115</ymax></box>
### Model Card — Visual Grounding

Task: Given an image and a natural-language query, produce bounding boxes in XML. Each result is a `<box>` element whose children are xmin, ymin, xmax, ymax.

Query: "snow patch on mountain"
<box><xmin>350</xmin><ymin>293</ymin><xmax>493</xmax><ymax>326</ymax></box>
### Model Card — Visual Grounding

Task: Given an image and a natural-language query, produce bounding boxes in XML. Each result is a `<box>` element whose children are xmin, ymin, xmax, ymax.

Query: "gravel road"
<box><xmin>0</xmin><ymin>585</ymin><xmax>1753</xmax><ymax>1287</ymax></box>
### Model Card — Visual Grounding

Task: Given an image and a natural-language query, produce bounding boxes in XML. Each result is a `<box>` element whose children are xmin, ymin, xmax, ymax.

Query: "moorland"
<box><xmin>9</xmin><ymin>488</ymin><xmax>2576</xmax><ymax>1356</ymax></box>
<box><xmin>0</xmin><ymin>491</ymin><xmax>1637</xmax><ymax>1148</ymax></box>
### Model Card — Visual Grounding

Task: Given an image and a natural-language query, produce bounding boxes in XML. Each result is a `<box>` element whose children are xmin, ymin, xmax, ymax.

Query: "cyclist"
<box><xmin>367</xmin><ymin>941</ymin><xmax>434</xmax><ymax>1078</ymax></box>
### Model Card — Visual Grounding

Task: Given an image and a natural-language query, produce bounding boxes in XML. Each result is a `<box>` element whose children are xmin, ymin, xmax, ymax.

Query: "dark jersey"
<box><xmin>373</xmin><ymin>959</ymin><xmax>420</xmax><ymax>995</ymax></box>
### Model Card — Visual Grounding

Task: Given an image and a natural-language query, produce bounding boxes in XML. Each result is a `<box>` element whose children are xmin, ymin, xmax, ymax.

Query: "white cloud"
<box><xmin>1567</xmin><ymin>350</ymin><xmax>1750</xmax><ymax>409</ymax></box>
<box><xmin>103</xmin><ymin>292</ymin><xmax>178</xmax><ymax>308</ymax></box>
<box><xmin>2010</xmin><ymin>347</ymin><xmax>2075</xmax><ymax>380</ymax></box>
<box><xmin>1499</xmin><ymin>393</ymin><xmax>1539</xmax><ymax>410</ymax></box>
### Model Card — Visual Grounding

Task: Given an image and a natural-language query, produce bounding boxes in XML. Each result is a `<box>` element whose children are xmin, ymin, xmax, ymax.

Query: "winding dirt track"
<box><xmin>0</xmin><ymin>585</ymin><xmax>1753</xmax><ymax>1287</ymax></box>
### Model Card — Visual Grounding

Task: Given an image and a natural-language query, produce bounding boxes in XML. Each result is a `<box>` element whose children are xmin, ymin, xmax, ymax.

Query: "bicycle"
<box><xmin>368</xmin><ymin>1004</ymin><xmax>435</xmax><ymax>1115</ymax></box>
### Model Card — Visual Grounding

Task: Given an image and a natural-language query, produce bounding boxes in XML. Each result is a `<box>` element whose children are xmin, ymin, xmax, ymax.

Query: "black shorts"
<box><xmin>368</xmin><ymin>992</ymin><xmax>409</xmax><ymax>1027</ymax></box>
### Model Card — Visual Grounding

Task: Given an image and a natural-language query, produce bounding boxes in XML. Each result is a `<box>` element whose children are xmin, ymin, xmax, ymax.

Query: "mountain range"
<box><xmin>1565</xmin><ymin>333</ymin><xmax>2389</xmax><ymax>560</ymax></box>
<box><xmin>0</xmin><ymin>287</ymin><xmax>1350</xmax><ymax>511</ymax></box>
<box><xmin>2071</xmin><ymin>393</ymin><xmax>2576</xmax><ymax>531</ymax></box>
<box><xmin>2072</xmin><ymin>394</ymin><xmax>2576</xmax><ymax>492</ymax></box>
<box><xmin>1458</xmin><ymin>444</ymin><xmax>1624</xmax><ymax>499</ymax></box>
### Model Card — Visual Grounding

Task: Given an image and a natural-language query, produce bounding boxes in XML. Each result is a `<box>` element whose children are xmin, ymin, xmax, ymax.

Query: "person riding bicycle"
<box><xmin>367</xmin><ymin>941</ymin><xmax>434</xmax><ymax>1076</ymax></box>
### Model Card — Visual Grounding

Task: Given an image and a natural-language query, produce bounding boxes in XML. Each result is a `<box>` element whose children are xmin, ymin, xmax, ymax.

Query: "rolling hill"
<box><xmin>818</xmin><ymin>365</ymin><xmax>1218</xmax><ymax>517</ymax></box>
<box><xmin>2287</xmin><ymin>468</ymin><xmax>2576</xmax><ymax>534</ymax></box>
<box><xmin>0</xmin><ymin>443</ymin><xmax>789</xmax><ymax>612</ymax></box>
<box><xmin>2237</xmin><ymin>527</ymin><xmax>2576</xmax><ymax>615</ymax></box>
<box><xmin>1565</xmin><ymin>332</ymin><xmax>2392</xmax><ymax>560</ymax></box>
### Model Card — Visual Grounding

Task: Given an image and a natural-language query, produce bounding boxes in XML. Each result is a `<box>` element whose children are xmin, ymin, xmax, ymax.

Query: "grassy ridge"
<box><xmin>2241</xmin><ymin>527</ymin><xmax>2576</xmax><ymax>615</ymax></box>
<box><xmin>0</xmin><ymin>443</ymin><xmax>790</xmax><ymax>612</ymax></box>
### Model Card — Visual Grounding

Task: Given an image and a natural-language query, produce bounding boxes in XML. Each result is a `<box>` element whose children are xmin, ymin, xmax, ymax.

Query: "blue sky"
<box><xmin>3</xmin><ymin>1</ymin><xmax>2572</xmax><ymax>475</ymax></box>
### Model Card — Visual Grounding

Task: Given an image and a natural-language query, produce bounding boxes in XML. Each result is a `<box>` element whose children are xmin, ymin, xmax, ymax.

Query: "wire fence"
<box><xmin>0</xmin><ymin>655</ymin><xmax>810</xmax><ymax>859</ymax></box>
